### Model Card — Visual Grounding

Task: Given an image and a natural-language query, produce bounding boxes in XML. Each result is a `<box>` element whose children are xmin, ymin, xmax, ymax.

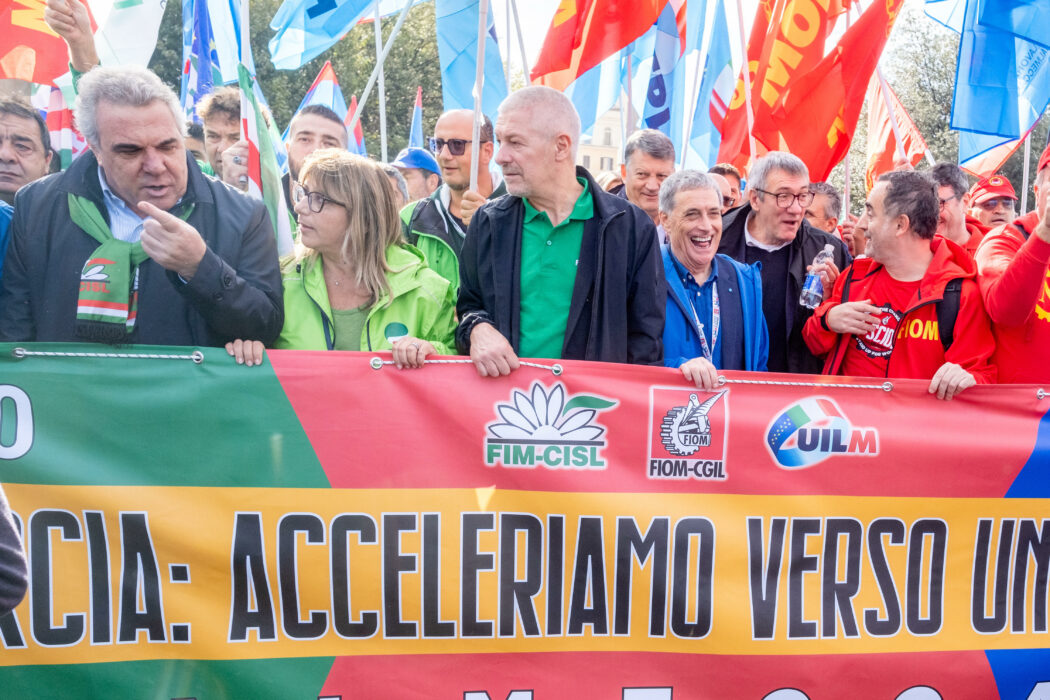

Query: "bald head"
<box><xmin>494</xmin><ymin>87</ymin><xmax>582</xmax><ymax>200</ymax></box>
<box><xmin>497</xmin><ymin>86</ymin><xmax>581</xmax><ymax>159</ymax></box>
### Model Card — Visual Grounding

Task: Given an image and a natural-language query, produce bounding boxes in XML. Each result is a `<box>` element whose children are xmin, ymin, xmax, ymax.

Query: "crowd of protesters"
<box><xmin>1</xmin><ymin>1</ymin><xmax>1049</xmax><ymax>411</ymax></box>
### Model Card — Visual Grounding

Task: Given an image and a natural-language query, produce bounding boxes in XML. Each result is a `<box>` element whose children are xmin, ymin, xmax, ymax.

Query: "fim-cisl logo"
<box><xmin>647</xmin><ymin>388</ymin><xmax>729</xmax><ymax>480</ymax></box>
<box><xmin>765</xmin><ymin>396</ymin><xmax>879</xmax><ymax>469</ymax></box>
<box><xmin>484</xmin><ymin>381</ymin><xmax>618</xmax><ymax>469</ymax></box>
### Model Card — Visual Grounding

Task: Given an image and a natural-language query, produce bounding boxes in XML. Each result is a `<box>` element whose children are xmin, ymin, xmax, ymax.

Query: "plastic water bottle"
<box><xmin>800</xmin><ymin>244</ymin><xmax>835</xmax><ymax>309</ymax></box>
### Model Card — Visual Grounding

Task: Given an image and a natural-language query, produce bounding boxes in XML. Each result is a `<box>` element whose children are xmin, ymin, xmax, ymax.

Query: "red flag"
<box><xmin>716</xmin><ymin>0</ymin><xmax>844</xmax><ymax>173</ymax></box>
<box><xmin>768</xmin><ymin>0</ymin><xmax>905</xmax><ymax>181</ymax></box>
<box><xmin>865</xmin><ymin>74</ymin><xmax>931</xmax><ymax>190</ymax></box>
<box><xmin>0</xmin><ymin>0</ymin><xmax>96</xmax><ymax>85</ymax></box>
<box><xmin>531</xmin><ymin>0</ymin><xmax>666</xmax><ymax>92</ymax></box>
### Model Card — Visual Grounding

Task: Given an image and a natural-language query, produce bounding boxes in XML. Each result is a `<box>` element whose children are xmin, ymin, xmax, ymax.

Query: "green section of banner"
<box><xmin>0</xmin><ymin>656</ymin><xmax>334</xmax><ymax>699</ymax></box>
<box><xmin>0</xmin><ymin>344</ymin><xmax>329</xmax><ymax>489</ymax></box>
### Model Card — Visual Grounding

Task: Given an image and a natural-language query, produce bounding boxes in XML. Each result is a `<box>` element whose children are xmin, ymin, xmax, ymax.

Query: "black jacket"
<box><xmin>0</xmin><ymin>151</ymin><xmax>283</xmax><ymax>346</ymax></box>
<box><xmin>718</xmin><ymin>203</ymin><xmax>851</xmax><ymax>374</ymax></box>
<box><xmin>456</xmin><ymin>167</ymin><xmax>665</xmax><ymax>364</ymax></box>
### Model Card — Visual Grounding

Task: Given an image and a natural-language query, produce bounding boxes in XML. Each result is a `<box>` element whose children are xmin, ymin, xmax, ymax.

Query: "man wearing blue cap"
<box><xmin>391</xmin><ymin>147</ymin><xmax>441</xmax><ymax>203</ymax></box>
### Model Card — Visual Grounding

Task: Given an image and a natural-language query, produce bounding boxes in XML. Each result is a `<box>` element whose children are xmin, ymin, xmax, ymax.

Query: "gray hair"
<box><xmin>929</xmin><ymin>162</ymin><xmax>969</xmax><ymax>198</ymax></box>
<box><xmin>624</xmin><ymin>129</ymin><xmax>675</xmax><ymax>166</ymax></box>
<box><xmin>809</xmin><ymin>181</ymin><xmax>842</xmax><ymax>219</ymax></box>
<box><xmin>498</xmin><ymin>86</ymin><xmax>581</xmax><ymax>159</ymax></box>
<box><xmin>659</xmin><ymin>170</ymin><xmax>721</xmax><ymax>215</ymax></box>
<box><xmin>749</xmin><ymin>151</ymin><xmax>808</xmax><ymax>195</ymax></box>
<box><xmin>381</xmin><ymin>164</ymin><xmax>409</xmax><ymax>203</ymax></box>
<box><xmin>75</xmin><ymin>66</ymin><xmax>185</xmax><ymax>148</ymax></box>
<box><xmin>877</xmin><ymin>170</ymin><xmax>939</xmax><ymax>240</ymax></box>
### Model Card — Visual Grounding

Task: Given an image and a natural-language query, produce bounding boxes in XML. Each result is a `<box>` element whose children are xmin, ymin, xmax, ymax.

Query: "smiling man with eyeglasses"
<box><xmin>400</xmin><ymin>109</ymin><xmax>506</xmax><ymax>291</ymax></box>
<box><xmin>718</xmin><ymin>151</ymin><xmax>851</xmax><ymax>374</ymax></box>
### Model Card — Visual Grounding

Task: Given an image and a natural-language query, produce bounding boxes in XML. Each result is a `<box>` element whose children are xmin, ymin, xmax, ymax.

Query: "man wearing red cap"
<box><xmin>969</xmin><ymin>174</ymin><xmax>1018</xmax><ymax>228</ymax></box>
<box><xmin>975</xmin><ymin>144</ymin><xmax>1050</xmax><ymax>383</ymax></box>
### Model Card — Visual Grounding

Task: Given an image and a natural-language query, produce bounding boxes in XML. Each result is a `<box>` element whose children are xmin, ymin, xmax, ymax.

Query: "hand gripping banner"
<box><xmin>0</xmin><ymin>343</ymin><xmax>1049</xmax><ymax>699</ymax></box>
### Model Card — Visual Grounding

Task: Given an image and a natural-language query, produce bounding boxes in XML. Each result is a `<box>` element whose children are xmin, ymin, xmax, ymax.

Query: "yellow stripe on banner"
<box><xmin>3</xmin><ymin>485</ymin><xmax>1049</xmax><ymax>666</ymax></box>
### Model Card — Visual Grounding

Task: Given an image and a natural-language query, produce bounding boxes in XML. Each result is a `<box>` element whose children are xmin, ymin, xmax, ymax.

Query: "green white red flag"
<box><xmin>237</xmin><ymin>63</ymin><xmax>295</xmax><ymax>256</ymax></box>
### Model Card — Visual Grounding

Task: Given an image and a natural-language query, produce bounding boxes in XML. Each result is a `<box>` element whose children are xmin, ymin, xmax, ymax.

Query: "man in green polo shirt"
<box><xmin>455</xmin><ymin>86</ymin><xmax>665</xmax><ymax>375</ymax></box>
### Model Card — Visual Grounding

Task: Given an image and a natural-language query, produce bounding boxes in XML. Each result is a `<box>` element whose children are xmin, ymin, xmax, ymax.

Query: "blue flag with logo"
<box><xmin>434</xmin><ymin>0</ymin><xmax>507</xmax><ymax>117</ymax></box>
<box><xmin>270</xmin><ymin>0</ymin><xmax>381</xmax><ymax>70</ymax></box>
<box><xmin>950</xmin><ymin>0</ymin><xmax>1050</xmax><ymax>140</ymax></box>
<box><xmin>641</xmin><ymin>3</ymin><xmax>685</xmax><ymax>137</ymax></box>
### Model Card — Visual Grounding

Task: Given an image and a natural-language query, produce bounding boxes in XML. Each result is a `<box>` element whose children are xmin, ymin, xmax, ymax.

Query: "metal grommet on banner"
<box><xmin>882</xmin><ymin>382</ymin><xmax>893</xmax><ymax>392</ymax></box>
<box><xmin>370</xmin><ymin>357</ymin><xmax>384</xmax><ymax>370</ymax></box>
<box><xmin>191</xmin><ymin>351</ymin><xmax>204</xmax><ymax>365</ymax></box>
<box><xmin>551</xmin><ymin>364</ymin><xmax>563</xmax><ymax>376</ymax></box>
<box><xmin>1038</xmin><ymin>388</ymin><xmax>1047</xmax><ymax>400</ymax></box>
<box><xmin>717</xmin><ymin>375</ymin><xmax>727</xmax><ymax>386</ymax></box>
<box><xmin>11</xmin><ymin>347</ymin><xmax>26</xmax><ymax>360</ymax></box>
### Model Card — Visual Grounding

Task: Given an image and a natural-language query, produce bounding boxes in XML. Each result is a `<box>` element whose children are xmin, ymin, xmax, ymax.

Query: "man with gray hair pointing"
<box><xmin>0</xmin><ymin>66</ymin><xmax>283</xmax><ymax>346</ymax></box>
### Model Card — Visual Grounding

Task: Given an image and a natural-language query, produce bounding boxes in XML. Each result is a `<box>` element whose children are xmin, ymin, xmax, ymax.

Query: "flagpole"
<box><xmin>374</xmin><ymin>3</ymin><xmax>389</xmax><ymax>162</ymax></box>
<box><xmin>842</xmin><ymin>6</ymin><xmax>854</xmax><ymax>215</ymax></box>
<box><xmin>505</xmin><ymin>1</ymin><xmax>512</xmax><ymax>87</ymax></box>
<box><xmin>734</xmin><ymin>0</ymin><xmax>756</xmax><ymax>163</ymax></box>
<box><xmin>625</xmin><ymin>54</ymin><xmax>635</xmax><ymax>141</ymax></box>
<box><xmin>470</xmin><ymin>0</ymin><xmax>490</xmax><ymax>191</ymax></box>
<box><xmin>509</xmin><ymin>0</ymin><xmax>531</xmax><ymax>84</ymax></box>
<box><xmin>346</xmin><ymin>0</ymin><xmax>415</xmax><ymax>136</ymax></box>
<box><xmin>1021</xmin><ymin>132</ymin><xmax>1032</xmax><ymax>214</ymax></box>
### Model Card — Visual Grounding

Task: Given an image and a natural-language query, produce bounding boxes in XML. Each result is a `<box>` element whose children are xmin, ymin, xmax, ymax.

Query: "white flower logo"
<box><xmin>487</xmin><ymin>381</ymin><xmax>617</xmax><ymax>443</ymax></box>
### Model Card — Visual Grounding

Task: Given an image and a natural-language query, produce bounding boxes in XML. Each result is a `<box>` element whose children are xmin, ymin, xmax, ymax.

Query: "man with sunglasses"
<box><xmin>400</xmin><ymin>110</ymin><xmax>505</xmax><ymax>291</ymax></box>
<box><xmin>968</xmin><ymin>174</ymin><xmax>1018</xmax><ymax>229</ymax></box>
<box><xmin>718</xmin><ymin>151</ymin><xmax>850</xmax><ymax>374</ymax></box>
<box><xmin>930</xmin><ymin>162</ymin><xmax>987</xmax><ymax>258</ymax></box>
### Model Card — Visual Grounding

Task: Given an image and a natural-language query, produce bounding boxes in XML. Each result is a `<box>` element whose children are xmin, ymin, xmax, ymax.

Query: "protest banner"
<box><xmin>0</xmin><ymin>343</ymin><xmax>1048</xmax><ymax>698</ymax></box>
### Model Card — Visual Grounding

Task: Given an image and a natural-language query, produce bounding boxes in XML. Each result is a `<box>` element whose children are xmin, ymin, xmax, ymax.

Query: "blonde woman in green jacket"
<box><xmin>226</xmin><ymin>149</ymin><xmax>456</xmax><ymax>368</ymax></box>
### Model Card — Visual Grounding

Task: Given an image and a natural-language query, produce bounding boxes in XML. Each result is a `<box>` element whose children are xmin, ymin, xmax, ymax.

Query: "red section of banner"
<box><xmin>321</xmin><ymin>650</ymin><xmax>999</xmax><ymax>698</ymax></box>
<box><xmin>267</xmin><ymin>351</ymin><xmax>1040</xmax><ymax>497</ymax></box>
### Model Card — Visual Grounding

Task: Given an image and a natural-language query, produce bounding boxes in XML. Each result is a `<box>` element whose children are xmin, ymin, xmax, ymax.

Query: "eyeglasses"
<box><xmin>977</xmin><ymin>197</ymin><xmax>1015</xmax><ymax>211</ymax></box>
<box><xmin>939</xmin><ymin>193</ymin><xmax>961</xmax><ymax>209</ymax></box>
<box><xmin>429</xmin><ymin>137</ymin><xmax>490</xmax><ymax>156</ymax></box>
<box><xmin>293</xmin><ymin>184</ymin><xmax>346</xmax><ymax>213</ymax></box>
<box><xmin>754</xmin><ymin>188</ymin><xmax>814</xmax><ymax>208</ymax></box>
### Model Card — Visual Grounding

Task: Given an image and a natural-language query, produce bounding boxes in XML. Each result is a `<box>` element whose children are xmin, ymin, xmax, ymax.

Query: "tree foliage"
<box><xmin>148</xmin><ymin>1</ymin><xmax>445</xmax><ymax>159</ymax></box>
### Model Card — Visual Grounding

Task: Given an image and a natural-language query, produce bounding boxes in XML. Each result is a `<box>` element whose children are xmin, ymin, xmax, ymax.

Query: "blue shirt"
<box><xmin>98</xmin><ymin>168</ymin><xmax>148</xmax><ymax>242</ymax></box>
<box><xmin>669</xmin><ymin>252</ymin><xmax>721</xmax><ymax>366</ymax></box>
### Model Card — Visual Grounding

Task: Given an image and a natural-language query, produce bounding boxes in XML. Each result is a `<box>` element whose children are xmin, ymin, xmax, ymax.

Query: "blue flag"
<box><xmin>435</xmin><ymin>0</ymin><xmax>507</xmax><ymax>117</ymax></box>
<box><xmin>951</xmin><ymin>0</ymin><xmax>1050</xmax><ymax>140</ymax></box>
<box><xmin>687</xmin><ymin>0</ymin><xmax>731</xmax><ymax>169</ymax></box>
<box><xmin>180</xmin><ymin>0</ymin><xmax>223</xmax><ymax>124</ymax></box>
<box><xmin>270</xmin><ymin>0</ymin><xmax>380</xmax><ymax>70</ymax></box>
<box><xmin>641</xmin><ymin>4</ymin><xmax>684</xmax><ymax>136</ymax></box>
<box><xmin>564</xmin><ymin>50</ymin><xmax>626</xmax><ymax>139</ymax></box>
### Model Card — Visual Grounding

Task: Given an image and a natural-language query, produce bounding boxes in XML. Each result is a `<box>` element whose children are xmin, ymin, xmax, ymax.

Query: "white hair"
<box><xmin>75</xmin><ymin>66</ymin><xmax>185</xmax><ymax>148</ymax></box>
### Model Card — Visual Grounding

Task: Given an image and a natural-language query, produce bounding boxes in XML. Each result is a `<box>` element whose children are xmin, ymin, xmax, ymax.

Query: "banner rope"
<box><xmin>718</xmin><ymin>376</ymin><xmax>894</xmax><ymax>392</ymax></box>
<box><xmin>370</xmin><ymin>357</ymin><xmax>563</xmax><ymax>375</ymax></box>
<box><xmin>11</xmin><ymin>347</ymin><xmax>205</xmax><ymax>364</ymax></box>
